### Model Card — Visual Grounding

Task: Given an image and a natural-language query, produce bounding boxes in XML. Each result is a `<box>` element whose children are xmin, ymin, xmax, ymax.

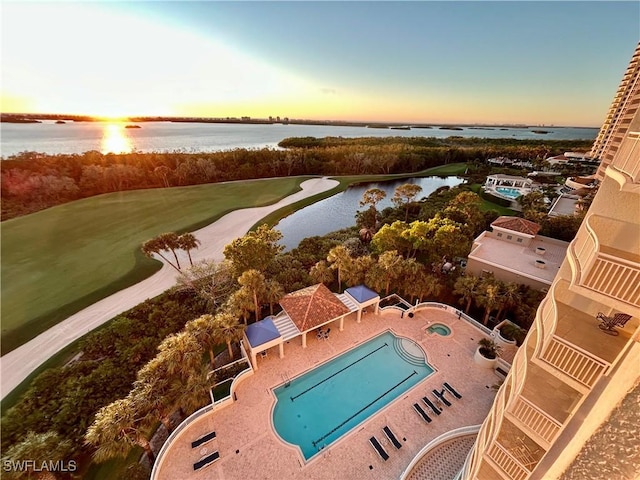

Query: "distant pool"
<box><xmin>494</xmin><ymin>187</ymin><xmax>524</xmax><ymax>199</ymax></box>
<box><xmin>271</xmin><ymin>331</ymin><xmax>433</xmax><ymax>460</ymax></box>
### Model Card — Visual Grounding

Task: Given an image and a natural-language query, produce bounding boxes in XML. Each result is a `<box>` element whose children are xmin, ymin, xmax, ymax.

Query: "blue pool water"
<box><xmin>272</xmin><ymin>331</ymin><xmax>434</xmax><ymax>460</ymax></box>
<box><xmin>494</xmin><ymin>187</ymin><xmax>524</xmax><ymax>199</ymax></box>
<box><xmin>427</xmin><ymin>324</ymin><xmax>451</xmax><ymax>336</ymax></box>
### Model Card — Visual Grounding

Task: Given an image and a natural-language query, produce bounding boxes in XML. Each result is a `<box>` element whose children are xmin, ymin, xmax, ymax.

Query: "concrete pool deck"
<box><xmin>154</xmin><ymin>306</ymin><xmax>506</xmax><ymax>480</ymax></box>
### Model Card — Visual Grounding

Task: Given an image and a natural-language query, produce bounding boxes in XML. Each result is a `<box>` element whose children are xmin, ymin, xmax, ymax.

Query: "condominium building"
<box><xmin>591</xmin><ymin>42</ymin><xmax>640</xmax><ymax>181</ymax></box>
<box><xmin>461</xmin><ymin>46</ymin><xmax>640</xmax><ymax>480</ymax></box>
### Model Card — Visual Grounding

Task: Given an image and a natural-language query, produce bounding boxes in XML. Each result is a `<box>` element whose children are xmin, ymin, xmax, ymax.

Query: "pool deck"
<box><xmin>154</xmin><ymin>307</ymin><xmax>504</xmax><ymax>480</ymax></box>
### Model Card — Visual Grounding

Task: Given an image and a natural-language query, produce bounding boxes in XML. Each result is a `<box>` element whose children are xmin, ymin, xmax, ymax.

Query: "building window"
<box><xmin>507</xmin><ymin>235</ymin><xmax>513</xmax><ymax>240</ymax></box>
<box><xmin>497</xmin><ymin>232</ymin><xmax>503</xmax><ymax>237</ymax></box>
<box><xmin>517</xmin><ymin>238</ymin><xmax>523</xmax><ymax>243</ymax></box>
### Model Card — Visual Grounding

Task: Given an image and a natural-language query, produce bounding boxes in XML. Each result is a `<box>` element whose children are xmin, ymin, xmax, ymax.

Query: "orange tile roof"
<box><xmin>279</xmin><ymin>283</ymin><xmax>350</xmax><ymax>332</ymax></box>
<box><xmin>491</xmin><ymin>216</ymin><xmax>541</xmax><ymax>236</ymax></box>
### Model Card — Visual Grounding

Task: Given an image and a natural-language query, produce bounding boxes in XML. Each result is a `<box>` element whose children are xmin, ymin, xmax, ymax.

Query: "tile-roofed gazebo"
<box><xmin>279</xmin><ymin>283</ymin><xmax>352</xmax><ymax>348</ymax></box>
<box><xmin>491</xmin><ymin>216</ymin><xmax>541</xmax><ymax>236</ymax></box>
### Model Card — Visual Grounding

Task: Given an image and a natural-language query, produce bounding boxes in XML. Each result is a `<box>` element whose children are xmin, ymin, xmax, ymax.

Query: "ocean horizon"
<box><xmin>0</xmin><ymin>121</ymin><xmax>598</xmax><ymax>158</ymax></box>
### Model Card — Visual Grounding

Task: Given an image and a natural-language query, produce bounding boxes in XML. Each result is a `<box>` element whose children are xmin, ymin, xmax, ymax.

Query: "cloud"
<box><xmin>320</xmin><ymin>88</ymin><xmax>338</xmax><ymax>95</ymax></box>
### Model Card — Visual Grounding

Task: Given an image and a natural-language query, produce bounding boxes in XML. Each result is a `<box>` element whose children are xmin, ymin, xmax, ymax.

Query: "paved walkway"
<box><xmin>153</xmin><ymin>307</ymin><xmax>500</xmax><ymax>480</ymax></box>
<box><xmin>0</xmin><ymin>177</ymin><xmax>339</xmax><ymax>399</ymax></box>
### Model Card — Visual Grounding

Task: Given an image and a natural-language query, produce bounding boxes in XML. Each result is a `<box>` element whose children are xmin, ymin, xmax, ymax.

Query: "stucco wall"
<box><xmin>559</xmin><ymin>382</ymin><xmax>640</xmax><ymax>480</ymax></box>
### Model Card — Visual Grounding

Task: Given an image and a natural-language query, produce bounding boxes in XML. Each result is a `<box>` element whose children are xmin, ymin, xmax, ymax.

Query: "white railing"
<box><xmin>412</xmin><ymin>302</ymin><xmax>493</xmax><ymax>335</ymax></box>
<box><xmin>540</xmin><ymin>335</ymin><xmax>609</xmax><ymax>389</ymax></box>
<box><xmin>509</xmin><ymin>397</ymin><xmax>562</xmax><ymax>447</ymax></box>
<box><xmin>569</xmin><ymin>220</ymin><xmax>598</xmax><ymax>286</ymax></box>
<box><xmin>582</xmin><ymin>253</ymin><xmax>640</xmax><ymax>307</ymax></box>
<box><xmin>486</xmin><ymin>442</ymin><xmax>530</xmax><ymax>480</ymax></box>
<box><xmin>150</xmin><ymin>403</ymin><xmax>213</xmax><ymax>479</ymax></box>
<box><xmin>533</xmin><ymin>294</ymin><xmax>557</xmax><ymax>360</ymax></box>
<box><xmin>609</xmin><ymin>131</ymin><xmax>640</xmax><ymax>183</ymax></box>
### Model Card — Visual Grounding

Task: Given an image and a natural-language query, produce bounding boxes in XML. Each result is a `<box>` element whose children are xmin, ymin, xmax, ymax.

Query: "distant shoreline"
<box><xmin>0</xmin><ymin>113</ymin><xmax>599</xmax><ymax>130</ymax></box>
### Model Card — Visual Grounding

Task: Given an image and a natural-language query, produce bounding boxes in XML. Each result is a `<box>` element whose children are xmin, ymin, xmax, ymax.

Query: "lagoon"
<box><xmin>277</xmin><ymin>175</ymin><xmax>464</xmax><ymax>250</ymax></box>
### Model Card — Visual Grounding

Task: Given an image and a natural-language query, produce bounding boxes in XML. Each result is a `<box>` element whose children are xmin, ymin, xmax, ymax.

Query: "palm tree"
<box><xmin>327</xmin><ymin>245</ymin><xmax>353</xmax><ymax>292</ymax></box>
<box><xmin>85</xmin><ymin>397</ymin><xmax>155</xmax><ymax>463</ymax></box>
<box><xmin>264</xmin><ymin>279</ymin><xmax>285</xmax><ymax>315</ymax></box>
<box><xmin>156</xmin><ymin>232</ymin><xmax>182</xmax><ymax>270</ymax></box>
<box><xmin>156</xmin><ymin>331</ymin><xmax>203</xmax><ymax>380</ymax></box>
<box><xmin>130</xmin><ymin>379</ymin><xmax>176</xmax><ymax>434</ymax></box>
<box><xmin>399</xmin><ymin>258</ymin><xmax>423</xmax><ymax>302</ymax></box>
<box><xmin>141</xmin><ymin>237</ymin><xmax>180</xmax><ymax>272</ymax></box>
<box><xmin>213</xmin><ymin>312</ymin><xmax>245</xmax><ymax>360</ymax></box>
<box><xmin>185</xmin><ymin>314</ymin><xmax>219</xmax><ymax>367</ymax></box>
<box><xmin>176</xmin><ymin>365</ymin><xmax>215</xmax><ymax>416</ymax></box>
<box><xmin>178</xmin><ymin>233</ymin><xmax>200</xmax><ymax>266</ymax></box>
<box><xmin>238</xmin><ymin>269</ymin><xmax>267</xmax><ymax>320</ymax></box>
<box><xmin>496</xmin><ymin>281</ymin><xmax>522</xmax><ymax>321</ymax></box>
<box><xmin>415</xmin><ymin>272</ymin><xmax>443</xmax><ymax>303</ymax></box>
<box><xmin>310</xmin><ymin>260</ymin><xmax>335</xmax><ymax>286</ymax></box>
<box><xmin>351</xmin><ymin>255</ymin><xmax>376</xmax><ymax>286</ymax></box>
<box><xmin>225</xmin><ymin>289</ymin><xmax>254</xmax><ymax>325</ymax></box>
<box><xmin>453</xmin><ymin>275</ymin><xmax>482</xmax><ymax>314</ymax></box>
<box><xmin>377</xmin><ymin>250</ymin><xmax>404</xmax><ymax>295</ymax></box>
<box><xmin>477</xmin><ymin>280</ymin><xmax>502</xmax><ymax>326</ymax></box>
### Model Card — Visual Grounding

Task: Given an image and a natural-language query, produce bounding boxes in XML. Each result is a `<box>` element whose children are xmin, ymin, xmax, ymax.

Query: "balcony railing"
<box><xmin>486</xmin><ymin>442</ymin><xmax>530</xmax><ymax>480</ymax></box>
<box><xmin>540</xmin><ymin>335</ymin><xmax>609</xmax><ymax>389</ymax></box>
<box><xmin>509</xmin><ymin>397</ymin><xmax>562</xmax><ymax>447</ymax></box>
<box><xmin>583</xmin><ymin>253</ymin><xmax>640</xmax><ymax>307</ymax></box>
<box><xmin>570</xmin><ymin>215</ymin><xmax>640</xmax><ymax>308</ymax></box>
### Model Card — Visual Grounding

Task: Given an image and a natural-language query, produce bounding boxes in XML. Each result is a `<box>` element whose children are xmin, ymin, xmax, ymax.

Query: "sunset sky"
<box><xmin>1</xmin><ymin>1</ymin><xmax>638</xmax><ymax>126</ymax></box>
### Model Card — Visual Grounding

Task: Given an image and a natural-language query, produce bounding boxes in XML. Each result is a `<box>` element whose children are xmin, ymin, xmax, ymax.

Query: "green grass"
<box><xmin>470</xmin><ymin>184</ymin><xmax>517</xmax><ymax>215</ymax></box>
<box><xmin>1</xmin><ymin>177</ymin><xmax>311</xmax><ymax>354</ymax></box>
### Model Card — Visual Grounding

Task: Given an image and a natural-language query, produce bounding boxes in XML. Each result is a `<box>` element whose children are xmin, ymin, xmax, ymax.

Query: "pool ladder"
<box><xmin>282</xmin><ymin>371</ymin><xmax>291</xmax><ymax>388</ymax></box>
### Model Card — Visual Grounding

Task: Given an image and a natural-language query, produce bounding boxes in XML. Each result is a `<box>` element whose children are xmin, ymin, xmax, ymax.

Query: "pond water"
<box><xmin>276</xmin><ymin>176</ymin><xmax>464</xmax><ymax>250</ymax></box>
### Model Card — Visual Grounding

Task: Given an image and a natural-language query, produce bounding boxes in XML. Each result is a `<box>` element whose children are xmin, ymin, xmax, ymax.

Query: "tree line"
<box><xmin>1</xmin><ymin>136</ymin><xmax>592</xmax><ymax>220</ymax></box>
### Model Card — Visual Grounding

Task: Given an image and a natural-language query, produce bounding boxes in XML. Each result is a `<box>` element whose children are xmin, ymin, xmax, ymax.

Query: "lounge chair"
<box><xmin>191</xmin><ymin>431</ymin><xmax>216</xmax><ymax>448</ymax></box>
<box><xmin>433</xmin><ymin>389</ymin><xmax>452</xmax><ymax>407</ymax></box>
<box><xmin>413</xmin><ymin>403</ymin><xmax>432</xmax><ymax>423</ymax></box>
<box><xmin>596</xmin><ymin>312</ymin><xmax>632</xmax><ymax>336</ymax></box>
<box><xmin>316</xmin><ymin>328</ymin><xmax>325</xmax><ymax>339</ymax></box>
<box><xmin>443</xmin><ymin>382</ymin><xmax>462</xmax><ymax>399</ymax></box>
<box><xmin>369</xmin><ymin>436</ymin><xmax>389</xmax><ymax>461</ymax></box>
<box><xmin>383</xmin><ymin>426</ymin><xmax>402</xmax><ymax>449</ymax></box>
<box><xmin>323</xmin><ymin>327</ymin><xmax>331</xmax><ymax>340</ymax></box>
<box><xmin>422</xmin><ymin>396</ymin><xmax>441</xmax><ymax>415</ymax></box>
<box><xmin>193</xmin><ymin>451</ymin><xmax>220</xmax><ymax>470</ymax></box>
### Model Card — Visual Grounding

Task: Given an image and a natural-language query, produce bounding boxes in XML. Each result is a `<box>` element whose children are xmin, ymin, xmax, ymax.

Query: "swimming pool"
<box><xmin>271</xmin><ymin>331</ymin><xmax>434</xmax><ymax>460</ymax></box>
<box><xmin>494</xmin><ymin>187</ymin><xmax>524</xmax><ymax>199</ymax></box>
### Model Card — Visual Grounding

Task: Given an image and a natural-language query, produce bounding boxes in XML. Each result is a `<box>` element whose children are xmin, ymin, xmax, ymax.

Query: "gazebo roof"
<box><xmin>491</xmin><ymin>216</ymin><xmax>541</xmax><ymax>236</ymax></box>
<box><xmin>345</xmin><ymin>285</ymin><xmax>379</xmax><ymax>304</ymax></box>
<box><xmin>245</xmin><ymin>317</ymin><xmax>281</xmax><ymax>348</ymax></box>
<box><xmin>279</xmin><ymin>283</ymin><xmax>350</xmax><ymax>332</ymax></box>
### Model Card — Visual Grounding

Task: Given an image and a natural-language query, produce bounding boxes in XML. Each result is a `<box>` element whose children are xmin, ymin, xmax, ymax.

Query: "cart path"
<box><xmin>1</xmin><ymin>177</ymin><xmax>339</xmax><ymax>399</ymax></box>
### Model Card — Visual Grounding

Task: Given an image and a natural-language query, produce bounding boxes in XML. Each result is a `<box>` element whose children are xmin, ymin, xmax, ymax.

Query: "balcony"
<box><xmin>508</xmin><ymin>397</ymin><xmax>562</xmax><ymax>448</ymax></box>
<box><xmin>570</xmin><ymin>215</ymin><xmax>640</xmax><ymax>309</ymax></box>
<box><xmin>539</xmin><ymin>335</ymin><xmax>608</xmax><ymax>390</ymax></box>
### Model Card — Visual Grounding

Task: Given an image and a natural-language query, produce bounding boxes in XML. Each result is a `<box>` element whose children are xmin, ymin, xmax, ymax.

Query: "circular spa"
<box><xmin>271</xmin><ymin>330</ymin><xmax>434</xmax><ymax>461</ymax></box>
<box><xmin>426</xmin><ymin>323</ymin><xmax>452</xmax><ymax>336</ymax></box>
